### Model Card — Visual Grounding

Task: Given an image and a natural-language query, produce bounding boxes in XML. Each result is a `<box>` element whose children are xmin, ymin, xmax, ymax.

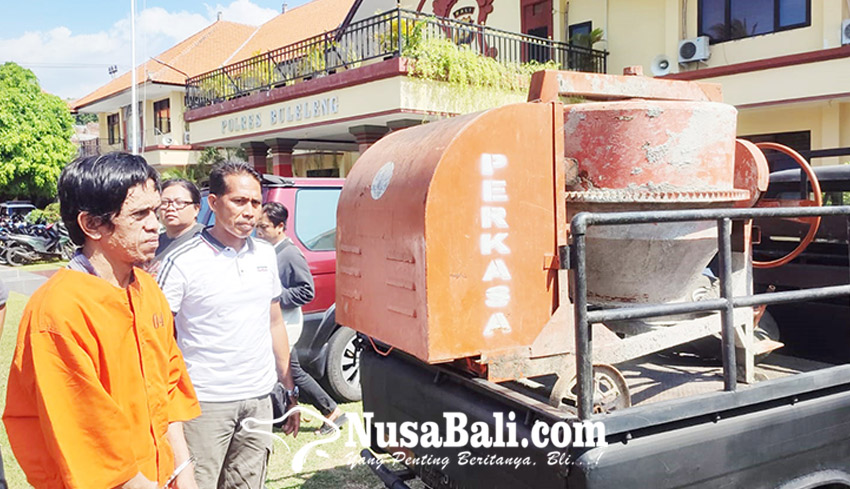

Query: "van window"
<box><xmin>197</xmin><ymin>194</ymin><xmax>215</xmax><ymax>226</ymax></box>
<box><xmin>294</xmin><ymin>188</ymin><xmax>340</xmax><ymax>251</ymax></box>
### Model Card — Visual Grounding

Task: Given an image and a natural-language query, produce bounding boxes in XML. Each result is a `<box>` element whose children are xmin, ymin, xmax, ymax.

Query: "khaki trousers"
<box><xmin>184</xmin><ymin>395</ymin><xmax>273</xmax><ymax>489</ymax></box>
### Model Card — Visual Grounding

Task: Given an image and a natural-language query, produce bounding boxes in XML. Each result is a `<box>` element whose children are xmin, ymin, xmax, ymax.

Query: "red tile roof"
<box><xmin>73</xmin><ymin>0</ymin><xmax>356</xmax><ymax>111</ymax></box>
<box><xmin>73</xmin><ymin>20</ymin><xmax>257</xmax><ymax>109</ymax></box>
<box><xmin>228</xmin><ymin>0</ymin><xmax>356</xmax><ymax>62</ymax></box>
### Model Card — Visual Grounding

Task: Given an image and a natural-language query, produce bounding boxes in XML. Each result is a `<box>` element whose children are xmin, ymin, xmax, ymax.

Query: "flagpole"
<box><xmin>130</xmin><ymin>0</ymin><xmax>138</xmax><ymax>154</ymax></box>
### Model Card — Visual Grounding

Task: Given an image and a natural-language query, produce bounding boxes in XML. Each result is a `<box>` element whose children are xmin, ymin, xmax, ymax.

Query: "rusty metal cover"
<box><xmin>563</xmin><ymin>100</ymin><xmax>741</xmax><ymax>200</ymax></box>
<box><xmin>337</xmin><ymin>103</ymin><xmax>561</xmax><ymax>364</ymax></box>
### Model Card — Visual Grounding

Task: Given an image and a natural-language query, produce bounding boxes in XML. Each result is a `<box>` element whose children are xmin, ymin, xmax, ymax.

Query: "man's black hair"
<box><xmin>58</xmin><ymin>152</ymin><xmax>160</xmax><ymax>245</ymax></box>
<box><xmin>208</xmin><ymin>161</ymin><xmax>262</xmax><ymax>196</ymax></box>
<box><xmin>262</xmin><ymin>202</ymin><xmax>289</xmax><ymax>230</ymax></box>
<box><xmin>162</xmin><ymin>178</ymin><xmax>201</xmax><ymax>204</ymax></box>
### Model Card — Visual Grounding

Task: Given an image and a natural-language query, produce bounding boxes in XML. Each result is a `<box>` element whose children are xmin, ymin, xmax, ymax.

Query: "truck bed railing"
<box><xmin>570</xmin><ymin>205</ymin><xmax>850</xmax><ymax>419</ymax></box>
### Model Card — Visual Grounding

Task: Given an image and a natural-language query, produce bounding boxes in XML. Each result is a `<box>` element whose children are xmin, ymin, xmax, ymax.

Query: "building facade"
<box><xmin>75</xmin><ymin>0</ymin><xmax>850</xmax><ymax>175</ymax></box>
<box><xmin>567</xmin><ymin>0</ymin><xmax>850</xmax><ymax>168</ymax></box>
<box><xmin>73</xmin><ymin>0</ymin><xmax>607</xmax><ymax>176</ymax></box>
<box><xmin>179</xmin><ymin>0</ymin><xmax>606</xmax><ymax>177</ymax></box>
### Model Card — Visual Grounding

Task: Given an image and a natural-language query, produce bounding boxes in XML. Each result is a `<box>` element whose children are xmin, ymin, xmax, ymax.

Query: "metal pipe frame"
<box><xmin>717</xmin><ymin>218</ymin><xmax>736</xmax><ymax>391</ymax></box>
<box><xmin>571</xmin><ymin>205</ymin><xmax>850</xmax><ymax>420</ymax></box>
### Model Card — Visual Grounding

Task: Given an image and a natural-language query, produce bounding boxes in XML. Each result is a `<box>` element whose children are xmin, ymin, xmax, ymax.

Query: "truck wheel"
<box><xmin>324</xmin><ymin>327</ymin><xmax>362</xmax><ymax>403</ymax></box>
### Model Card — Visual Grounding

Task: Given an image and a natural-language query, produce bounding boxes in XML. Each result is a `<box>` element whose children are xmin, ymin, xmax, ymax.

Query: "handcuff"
<box><xmin>284</xmin><ymin>385</ymin><xmax>299</xmax><ymax>404</ymax></box>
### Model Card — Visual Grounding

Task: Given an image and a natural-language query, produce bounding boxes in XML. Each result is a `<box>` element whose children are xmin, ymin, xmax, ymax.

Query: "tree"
<box><xmin>0</xmin><ymin>62</ymin><xmax>77</xmax><ymax>200</ymax></box>
<box><xmin>74</xmin><ymin>112</ymin><xmax>98</xmax><ymax>125</ymax></box>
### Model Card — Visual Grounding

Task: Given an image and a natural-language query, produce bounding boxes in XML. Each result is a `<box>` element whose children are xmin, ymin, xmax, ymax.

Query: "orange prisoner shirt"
<box><xmin>3</xmin><ymin>268</ymin><xmax>200</xmax><ymax>489</ymax></box>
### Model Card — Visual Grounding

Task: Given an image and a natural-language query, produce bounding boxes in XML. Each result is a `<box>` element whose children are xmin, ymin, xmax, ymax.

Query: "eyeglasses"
<box><xmin>161</xmin><ymin>199</ymin><xmax>196</xmax><ymax>210</ymax></box>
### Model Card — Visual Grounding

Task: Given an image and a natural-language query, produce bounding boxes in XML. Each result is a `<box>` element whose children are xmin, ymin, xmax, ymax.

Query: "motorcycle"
<box><xmin>4</xmin><ymin>222</ymin><xmax>76</xmax><ymax>266</ymax></box>
<box><xmin>0</xmin><ymin>233</ymin><xmax>8</xmax><ymax>266</ymax></box>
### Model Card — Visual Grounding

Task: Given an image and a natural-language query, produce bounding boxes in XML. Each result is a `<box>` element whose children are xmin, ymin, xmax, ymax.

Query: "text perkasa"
<box><xmin>221</xmin><ymin>95</ymin><xmax>340</xmax><ymax>134</ymax></box>
<box><xmin>480</xmin><ymin>153</ymin><xmax>512</xmax><ymax>337</ymax></box>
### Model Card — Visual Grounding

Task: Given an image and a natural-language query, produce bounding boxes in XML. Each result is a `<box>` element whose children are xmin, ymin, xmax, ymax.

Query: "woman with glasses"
<box><xmin>155</xmin><ymin>178</ymin><xmax>204</xmax><ymax>261</ymax></box>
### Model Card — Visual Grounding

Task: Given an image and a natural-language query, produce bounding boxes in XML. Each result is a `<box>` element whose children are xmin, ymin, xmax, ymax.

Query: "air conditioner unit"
<box><xmin>161</xmin><ymin>136</ymin><xmax>174</xmax><ymax>146</ymax></box>
<box><xmin>678</xmin><ymin>36</ymin><xmax>710</xmax><ymax>64</ymax></box>
<box><xmin>842</xmin><ymin>19</ymin><xmax>850</xmax><ymax>46</ymax></box>
<box><xmin>183</xmin><ymin>131</ymin><xmax>191</xmax><ymax>145</ymax></box>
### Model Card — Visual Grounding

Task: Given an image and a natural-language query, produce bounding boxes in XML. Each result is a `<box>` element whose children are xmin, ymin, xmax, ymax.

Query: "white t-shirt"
<box><xmin>158</xmin><ymin>229</ymin><xmax>283</xmax><ymax>402</ymax></box>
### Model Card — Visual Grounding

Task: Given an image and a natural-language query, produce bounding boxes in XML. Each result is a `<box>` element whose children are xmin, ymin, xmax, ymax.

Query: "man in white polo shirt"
<box><xmin>158</xmin><ymin>161</ymin><xmax>299</xmax><ymax>489</ymax></box>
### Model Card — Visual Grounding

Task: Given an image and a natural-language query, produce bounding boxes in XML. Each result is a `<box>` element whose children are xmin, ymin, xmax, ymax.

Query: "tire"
<box><xmin>551</xmin><ymin>364</ymin><xmax>631</xmax><ymax>413</ymax></box>
<box><xmin>324</xmin><ymin>326</ymin><xmax>362</xmax><ymax>403</ymax></box>
<box><xmin>6</xmin><ymin>245</ymin><xmax>34</xmax><ymax>267</ymax></box>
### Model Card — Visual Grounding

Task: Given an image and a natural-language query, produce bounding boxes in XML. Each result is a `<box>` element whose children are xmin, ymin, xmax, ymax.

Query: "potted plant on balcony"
<box><xmin>377</xmin><ymin>14</ymin><xmax>426</xmax><ymax>59</ymax></box>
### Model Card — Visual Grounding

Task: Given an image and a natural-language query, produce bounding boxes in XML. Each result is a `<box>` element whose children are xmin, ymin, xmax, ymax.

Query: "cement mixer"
<box><xmin>338</xmin><ymin>69</ymin><xmax>823</xmax><ymax>405</ymax></box>
<box><xmin>338</xmin><ymin>69</ymin><xmax>850</xmax><ymax>489</ymax></box>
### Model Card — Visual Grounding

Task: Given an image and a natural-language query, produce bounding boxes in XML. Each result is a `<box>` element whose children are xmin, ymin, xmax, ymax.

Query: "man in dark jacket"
<box><xmin>257</xmin><ymin>203</ymin><xmax>314</xmax><ymax>340</ymax></box>
<box><xmin>257</xmin><ymin>202</ymin><xmax>347</xmax><ymax>435</ymax></box>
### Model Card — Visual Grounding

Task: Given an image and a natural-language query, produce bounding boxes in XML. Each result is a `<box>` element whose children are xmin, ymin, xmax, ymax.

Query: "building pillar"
<box><xmin>265</xmin><ymin>138</ymin><xmax>298</xmax><ymax>177</ymax></box>
<box><xmin>349</xmin><ymin>125</ymin><xmax>390</xmax><ymax>154</ymax></box>
<box><xmin>241</xmin><ymin>142</ymin><xmax>269</xmax><ymax>174</ymax></box>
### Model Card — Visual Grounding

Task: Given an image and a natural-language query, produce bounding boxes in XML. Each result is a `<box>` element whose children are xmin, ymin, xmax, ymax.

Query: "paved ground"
<box><xmin>0</xmin><ymin>265</ymin><xmax>57</xmax><ymax>295</ymax></box>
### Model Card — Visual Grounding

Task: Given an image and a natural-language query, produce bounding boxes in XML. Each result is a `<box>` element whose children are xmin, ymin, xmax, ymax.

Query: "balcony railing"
<box><xmin>186</xmin><ymin>8</ymin><xmax>608</xmax><ymax>110</ymax></box>
<box><xmin>76</xmin><ymin>138</ymin><xmax>102</xmax><ymax>158</ymax></box>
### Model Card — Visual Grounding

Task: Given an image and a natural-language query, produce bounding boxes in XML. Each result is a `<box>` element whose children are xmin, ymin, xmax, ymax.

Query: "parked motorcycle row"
<box><xmin>0</xmin><ymin>215</ymin><xmax>76</xmax><ymax>266</ymax></box>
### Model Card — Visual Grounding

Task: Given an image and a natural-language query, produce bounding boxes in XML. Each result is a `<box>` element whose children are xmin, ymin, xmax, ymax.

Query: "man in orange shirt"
<box><xmin>0</xmin><ymin>277</ymin><xmax>8</xmax><ymax>489</ymax></box>
<box><xmin>3</xmin><ymin>152</ymin><xmax>201</xmax><ymax>489</ymax></box>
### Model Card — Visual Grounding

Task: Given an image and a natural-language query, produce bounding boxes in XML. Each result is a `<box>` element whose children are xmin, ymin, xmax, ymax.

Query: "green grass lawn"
<box><xmin>265</xmin><ymin>401</ymin><xmax>425</xmax><ymax>489</ymax></box>
<box><xmin>0</xmin><ymin>290</ymin><xmax>415</xmax><ymax>488</ymax></box>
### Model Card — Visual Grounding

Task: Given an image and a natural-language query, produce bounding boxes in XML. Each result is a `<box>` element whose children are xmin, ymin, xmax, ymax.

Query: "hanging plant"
<box><xmin>407</xmin><ymin>37</ymin><xmax>559</xmax><ymax>92</ymax></box>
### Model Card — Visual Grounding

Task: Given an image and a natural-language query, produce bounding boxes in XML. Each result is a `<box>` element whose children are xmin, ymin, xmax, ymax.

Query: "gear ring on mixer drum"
<box><xmin>553</xmin><ymin>364</ymin><xmax>631</xmax><ymax>413</ymax></box>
